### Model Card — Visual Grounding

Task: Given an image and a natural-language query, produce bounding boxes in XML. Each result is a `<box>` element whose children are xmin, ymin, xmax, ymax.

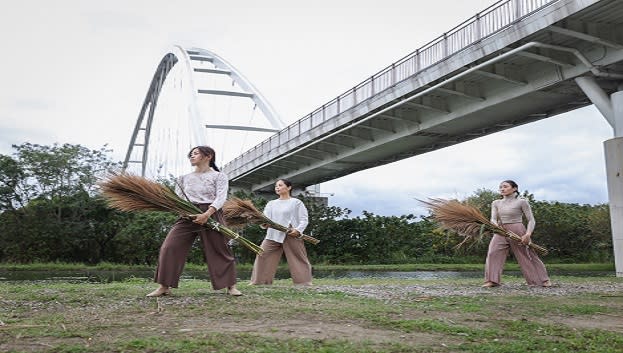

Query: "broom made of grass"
<box><xmin>98</xmin><ymin>172</ymin><xmax>263</xmax><ymax>255</ymax></box>
<box><xmin>222</xmin><ymin>197</ymin><xmax>320</xmax><ymax>245</ymax></box>
<box><xmin>418</xmin><ymin>198</ymin><xmax>548</xmax><ymax>256</ymax></box>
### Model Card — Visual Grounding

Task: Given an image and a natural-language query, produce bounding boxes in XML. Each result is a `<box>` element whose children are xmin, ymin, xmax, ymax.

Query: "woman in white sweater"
<box><xmin>249</xmin><ymin>179</ymin><xmax>312</xmax><ymax>285</ymax></box>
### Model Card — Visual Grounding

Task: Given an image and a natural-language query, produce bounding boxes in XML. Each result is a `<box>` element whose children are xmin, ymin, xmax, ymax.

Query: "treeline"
<box><xmin>0</xmin><ymin>143</ymin><xmax>613</xmax><ymax>265</ymax></box>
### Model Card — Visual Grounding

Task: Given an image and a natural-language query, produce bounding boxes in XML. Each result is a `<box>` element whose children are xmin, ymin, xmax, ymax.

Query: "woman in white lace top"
<box><xmin>146</xmin><ymin>146</ymin><xmax>241</xmax><ymax>297</ymax></box>
<box><xmin>483</xmin><ymin>180</ymin><xmax>551</xmax><ymax>288</ymax></box>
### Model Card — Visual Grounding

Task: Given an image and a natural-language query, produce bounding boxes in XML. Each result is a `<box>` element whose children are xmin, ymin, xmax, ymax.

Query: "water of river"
<box><xmin>0</xmin><ymin>269</ymin><xmax>489</xmax><ymax>283</ymax></box>
<box><xmin>0</xmin><ymin>269</ymin><xmax>608</xmax><ymax>283</ymax></box>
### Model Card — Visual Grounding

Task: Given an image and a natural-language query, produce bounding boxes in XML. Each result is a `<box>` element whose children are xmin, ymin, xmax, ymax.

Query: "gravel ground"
<box><xmin>310</xmin><ymin>282</ymin><xmax>623</xmax><ymax>300</ymax></box>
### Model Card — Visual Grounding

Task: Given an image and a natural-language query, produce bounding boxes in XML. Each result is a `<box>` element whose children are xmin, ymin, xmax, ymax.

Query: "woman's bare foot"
<box><xmin>146</xmin><ymin>286</ymin><xmax>171</xmax><ymax>297</ymax></box>
<box><xmin>227</xmin><ymin>285</ymin><xmax>242</xmax><ymax>296</ymax></box>
<box><xmin>482</xmin><ymin>281</ymin><xmax>499</xmax><ymax>288</ymax></box>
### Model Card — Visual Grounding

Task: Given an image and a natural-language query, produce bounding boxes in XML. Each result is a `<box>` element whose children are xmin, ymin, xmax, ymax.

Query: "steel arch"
<box><xmin>123</xmin><ymin>45</ymin><xmax>285</xmax><ymax>176</ymax></box>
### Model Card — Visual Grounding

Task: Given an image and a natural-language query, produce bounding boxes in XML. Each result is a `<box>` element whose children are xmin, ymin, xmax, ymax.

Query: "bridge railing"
<box><xmin>226</xmin><ymin>0</ymin><xmax>558</xmax><ymax>176</ymax></box>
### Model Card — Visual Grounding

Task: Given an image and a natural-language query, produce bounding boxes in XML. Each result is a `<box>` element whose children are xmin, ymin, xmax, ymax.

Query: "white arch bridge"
<box><xmin>124</xmin><ymin>0</ymin><xmax>623</xmax><ymax>276</ymax></box>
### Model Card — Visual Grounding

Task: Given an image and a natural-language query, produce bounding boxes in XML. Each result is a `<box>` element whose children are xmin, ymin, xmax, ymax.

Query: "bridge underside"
<box><xmin>224</xmin><ymin>0</ymin><xmax>623</xmax><ymax>193</ymax></box>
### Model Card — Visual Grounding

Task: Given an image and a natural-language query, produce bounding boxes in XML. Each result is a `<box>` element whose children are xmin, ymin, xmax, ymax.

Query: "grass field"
<box><xmin>1</xmin><ymin>272</ymin><xmax>621</xmax><ymax>352</ymax></box>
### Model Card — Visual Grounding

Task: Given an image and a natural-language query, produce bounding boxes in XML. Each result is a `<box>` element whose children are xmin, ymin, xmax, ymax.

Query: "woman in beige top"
<box><xmin>146</xmin><ymin>146</ymin><xmax>241</xmax><ymax>297</ymax></box>
<box><xmin>483</xmin><ymin>180</ymin><xmax>551</xmax><ymax>288</ymax></box>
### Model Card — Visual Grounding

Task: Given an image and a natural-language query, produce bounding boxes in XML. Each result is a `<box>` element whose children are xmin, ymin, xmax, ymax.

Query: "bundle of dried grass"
<box><xmin>98</xmin><ymin>171</ymin><xmax>263</xmax><ymax>255</ymax></box>
<box><xmin>222</xmin><ymin>197</ymin><xmax>320</xmax><ymax>245</ymax></box>
<box><xmin>419</xmin><ymin>198</ymin><xmax>548</xmax><ymax>256</ymax></box>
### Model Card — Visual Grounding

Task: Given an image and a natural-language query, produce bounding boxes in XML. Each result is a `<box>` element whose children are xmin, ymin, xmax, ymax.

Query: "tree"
<box><xmin>0</xmin><ymin>143</ymin><xmax>121</xmax><ymax>263</ymax></box>
<box><xmin>0</xmin><ymin>155</ymin><xmax>27</xmax><ymax>211</ymax></box>
<box><xmin>0</xmin><ymin>142</ymin><xmax>614</xmax><ymax>265</ymax></box>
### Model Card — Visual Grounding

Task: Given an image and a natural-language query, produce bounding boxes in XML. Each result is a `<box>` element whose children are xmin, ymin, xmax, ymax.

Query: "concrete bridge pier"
<box><xmin>604</xmin><ymin>136</ymin><xmax>623</xmax><ymax>277</ymax></box>
<box><xmin>576</xmin><ymin>77</ymin><xmax>623</xmax><ymax>277</ymax></box>
<box><xmin>606</xmin><ymin>90</ymin><xmax>623</xmax><ymax>277</ymax></box>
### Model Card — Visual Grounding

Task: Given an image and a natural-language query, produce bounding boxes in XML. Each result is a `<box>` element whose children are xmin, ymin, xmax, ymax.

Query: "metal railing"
<box><xmin>225</xmin><ymin>0</ymin><xmax>559</xmax><ymax>176</ymax></box>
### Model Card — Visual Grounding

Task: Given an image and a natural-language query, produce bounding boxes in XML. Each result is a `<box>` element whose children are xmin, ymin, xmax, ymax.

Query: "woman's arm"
<box><xmin>260</xmin><ymin>201</ymin><xmax>274</xmax><ymax>229</ymax></box>
<box><xmin>210</xmin><ymin>172</ymin><xmax>229</xmax><ymax>211</ymax></box>
<box><xmin>490</xmin><ymin>201</ymin><xmax>499</xmax><ymax>225</ymax></box>
<box><xmin>294</xmin><ymin>200</ymin><xmax>309</xmax><ymax>233</ymax></box>
<box><xmin>285</xmin><ymin>200</ymin><xmax>309</xmax><ymax>238</ymax></box>
<box><xmin>521</xmin><ymin>199</ymin><xmax>536</xmax><ymax>236</ymax></box>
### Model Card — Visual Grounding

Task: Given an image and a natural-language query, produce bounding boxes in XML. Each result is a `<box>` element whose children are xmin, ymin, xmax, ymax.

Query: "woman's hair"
<box><xmin>501</xmin><ymin>179</ymin><xmax>520</xmax><ymax>197</ymax></box>
<box><xmin>277</xmin><ymin>178</ymin><xmax>293</xmax><ymax>195</ymax></box>
<box><xmin>188</xmin><ymin>146</ymin><xmax>219</xmax><ymax>171</ymax></box>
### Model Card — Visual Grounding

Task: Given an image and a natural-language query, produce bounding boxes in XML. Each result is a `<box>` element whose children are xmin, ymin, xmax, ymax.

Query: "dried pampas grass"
<box><xmin>419</xmin><ymin>198</ymin><xmax>548</xmax><ymax>256</ymax></box>
<box><xmin>223</xmin><ymin>197</ymin><xmax>320</xmax><ymax>245</ymax></box>
<box><xmin>98</xmin><ymin>171</ymin><xmax>263</xmax><ymax>255</ymax></box>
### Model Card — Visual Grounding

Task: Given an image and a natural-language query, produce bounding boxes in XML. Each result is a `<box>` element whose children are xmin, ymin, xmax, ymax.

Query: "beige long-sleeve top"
<box><xmin>490</xmin><ymin>196</ymin><xmax>535</xmax><ymax>234</ymax></box>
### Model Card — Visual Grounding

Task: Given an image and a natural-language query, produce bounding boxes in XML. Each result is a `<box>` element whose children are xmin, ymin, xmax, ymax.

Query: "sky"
<box><xmin>0</xmin><ymin>0</ymin><xmax>615</xmax><ymax>217</ymax></box>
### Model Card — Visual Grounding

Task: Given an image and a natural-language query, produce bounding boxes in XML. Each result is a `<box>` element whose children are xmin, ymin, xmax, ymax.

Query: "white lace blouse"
<box><xmin>174</xmin><ymin>170</ymin><xmax>229</xmax><ymax>210</ymax></box>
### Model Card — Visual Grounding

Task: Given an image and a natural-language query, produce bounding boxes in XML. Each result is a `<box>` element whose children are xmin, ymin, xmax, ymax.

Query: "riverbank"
<box><xmin>0</xmin><ymin>261</ymin><xmax>615</xmax><ymax>272</ymax></box>
<box><xmin>1</xmin><ymin>276</ymin><xmax>621</xmax><ymax>352</ymax></box>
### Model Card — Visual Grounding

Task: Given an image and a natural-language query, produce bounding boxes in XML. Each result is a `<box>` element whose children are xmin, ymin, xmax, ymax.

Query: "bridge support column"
<box><xmin>575</xmin><ymin>77</ymin><xmax>623</xmax><ymax>277</ymax></box>
<box><xmin>606</xmin><ymin>91</ymin><xmax>623</xmax><ymax>277</ymax></box>
<box><xmin>604</xmin><ymin>136</ymin><xmax>623</xmax><ymax>277</ymax></box>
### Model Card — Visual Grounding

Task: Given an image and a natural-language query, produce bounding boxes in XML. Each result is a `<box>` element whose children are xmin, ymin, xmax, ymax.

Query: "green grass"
<box><xmin>3</xmin><ymin>275</ymin><xmax>620</xmax><ymax>352</ymax></box>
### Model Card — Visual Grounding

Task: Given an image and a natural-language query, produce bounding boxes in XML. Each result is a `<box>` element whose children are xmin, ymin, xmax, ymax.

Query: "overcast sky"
<box><xmin>0</xmin><ymin>0</ymin><xmax>614</xmax><ymax>217</ymax></box>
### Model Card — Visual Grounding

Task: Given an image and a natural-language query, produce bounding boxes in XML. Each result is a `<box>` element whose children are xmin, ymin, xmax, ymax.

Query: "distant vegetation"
<box><xmin>0</xmin><ymin>142</ymin><xmax>613</xmax><ymax>265</ymax></box>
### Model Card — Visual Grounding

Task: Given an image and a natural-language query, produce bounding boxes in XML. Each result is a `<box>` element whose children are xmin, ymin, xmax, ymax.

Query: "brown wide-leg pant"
<box><xmin>484</xmin><ymin>223</ymin><xmax>550</xmax><ymax>286</ymax></box>
<box><xmin>249</xmin><ymin>236</ymin><xmax>312</xmax><ymax>285</ymax></box>
<box><xmin>154</xmin><ymin>204</ymin><xmax>236</xmax><ymax>290</ymax></box>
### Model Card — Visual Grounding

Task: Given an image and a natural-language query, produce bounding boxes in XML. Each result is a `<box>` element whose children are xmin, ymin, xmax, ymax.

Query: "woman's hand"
<box><xmin>286</xmin><ymin>228</ymin><xmax>301</xmax><ymax>238</ymax></box>
<box><xmin>192</xmin><ymin>207</ymin><xmax>215</xmax><ymax>225</ymax></box>
<box><xmin>521</xmin><ymin>233</ymin><xmax>532</xmax><ymax>245</ymax></box>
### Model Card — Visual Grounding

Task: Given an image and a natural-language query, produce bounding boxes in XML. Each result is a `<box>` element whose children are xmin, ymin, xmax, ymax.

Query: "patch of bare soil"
<box><xmin>178</xmin><ymin>317</ymin><xmax>443</xmax><ymax>346</ymax></box>
<box><xmin>139</xmin><ymin>296</ymin><xmax>453</xmax><ymax>347</ymax></box>
<box><xmin>549</xmin><ymin>313</ymin><xmax>623</xmax><ymax>332</ymax></box>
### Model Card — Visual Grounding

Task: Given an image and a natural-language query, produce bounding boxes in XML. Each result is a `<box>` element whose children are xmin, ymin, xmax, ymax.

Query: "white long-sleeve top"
<box><xmin>490</xmin><ymin>196</ymin><xmax>535</xmax><ymax>234</ymax></box>
<box><xmin>174</xmin><ymin>170</ymin><xmax>229</xmax><ymax>210</ymax></box>
<box><xmin>264</xmin><ymin>198</ymin><xmax>309</xmax><ymax>244</ymax></box>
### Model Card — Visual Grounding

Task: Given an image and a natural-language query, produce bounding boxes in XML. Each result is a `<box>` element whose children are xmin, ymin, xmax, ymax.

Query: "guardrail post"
<box><xmin>414</xmin><ymin>49</ymin><xmax>420</xmax><ymax>73</ymax></box>
<box><xmin>475</xmin><ymin>13</ymin><xmax>481</xmax><ymax>41</ymax></box>
<box><xmin>391</xmin><ymin>64</ymin><xmax>396</xmax><ymax>86</ymax></box>
<box><xmin>371</xmin><ymin>76</ymin><xmax>375</xmax><ymax>96</ymax></box>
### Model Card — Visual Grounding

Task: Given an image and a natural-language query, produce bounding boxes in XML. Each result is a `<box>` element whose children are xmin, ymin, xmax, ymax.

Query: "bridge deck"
<box><xmin>223</xmin><ymin>0</ymin><xmax>623</xmax><ymax>193</ymax></box>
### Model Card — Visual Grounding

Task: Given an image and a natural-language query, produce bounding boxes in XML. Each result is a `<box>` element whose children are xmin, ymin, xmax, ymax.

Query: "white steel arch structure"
<box><xmin>123</xmin><ymin>45</ymin><xmax>285</xmax><ymax>178</ymax></box>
